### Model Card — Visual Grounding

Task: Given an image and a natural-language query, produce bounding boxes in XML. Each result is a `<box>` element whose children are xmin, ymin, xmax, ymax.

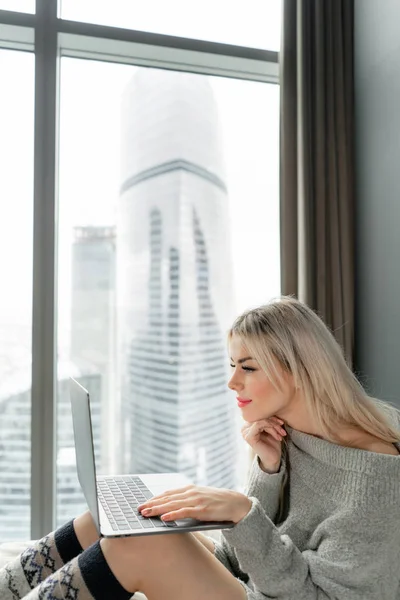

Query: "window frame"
<box><xmin>0</xmin><ymin>0</ymin><xmax>279</xmax><ymax>539</ymax></box>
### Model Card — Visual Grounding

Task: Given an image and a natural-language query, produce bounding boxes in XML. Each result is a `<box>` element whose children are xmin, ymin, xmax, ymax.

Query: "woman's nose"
<box><xmin>228</xmin><ymin>372</ymin><xmax>242</xmax><ymax>391</ymax></box>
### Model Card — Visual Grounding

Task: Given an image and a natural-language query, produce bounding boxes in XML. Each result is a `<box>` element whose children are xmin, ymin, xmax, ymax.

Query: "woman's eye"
<box><xmin>229</xmin><ymin>364</ymin><xmax>256</xmax><ymax>372</ymax></box>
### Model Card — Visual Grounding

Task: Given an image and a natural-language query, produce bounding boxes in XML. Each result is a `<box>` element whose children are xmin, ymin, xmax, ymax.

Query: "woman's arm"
<box><xmin>206</xmin><ymin>455</ymin><xmax>287</xmax><ymax>583</ymax></box>
<box><xmin>222</xmin><ymin>500</ymin><xmax>400</xmax><ymax>599</ymax></box>
<box><xmin>245</xmin><ymin>454</ymin><xmax>287</xmax><ymax>522</ymax></box>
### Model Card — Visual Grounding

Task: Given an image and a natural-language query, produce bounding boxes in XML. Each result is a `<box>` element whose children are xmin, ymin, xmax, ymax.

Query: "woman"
<box><xmin>2</xmin><ymin>297</ymin><xmax>400</xmax><ymax>600</ymax></box>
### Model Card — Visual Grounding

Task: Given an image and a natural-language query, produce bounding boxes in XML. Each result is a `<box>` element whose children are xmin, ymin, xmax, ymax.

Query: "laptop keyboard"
<box><xmin>97</xmin><ymin>476</ymin><xmax>177</xmax><ymax>531</ymax></box>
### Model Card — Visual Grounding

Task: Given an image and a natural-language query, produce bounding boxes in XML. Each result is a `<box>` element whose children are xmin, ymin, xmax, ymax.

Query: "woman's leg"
<box><xmin>101</xmin><ymin>532</ymin><xmax>248</xmax><ymax>600</ymax></box>
<box><xmin>17</xmin><ymin>512</ymin><xmax>247</xmax><ymax>600</ymax></box>
<box><xmin>22</xmin><ymin>542</ymin><xmax>130</xmax><ymax>600</ymax></box>
<box><xmin>0</xmin><ymin>512</ymin><xmax>99</xmax><ymax>600</ymax></box>
<box><xmin>0</xmin><ymin>513</ymin><xmax>98</xmax><ymax>600</ymax></box>
<box><xmin>1</xmin><ymin>511</ymin><xmax>246</xmax><ymax>600</ymax></box>
<box><xmin>73</xmin><ymin>511</ymin><xmax>245</xmax><ymax>599</ymax></box>
<box><xmin>192</xmin><ymin>531</ymin><xmax>216</xmax><ymax>553</ymax></box>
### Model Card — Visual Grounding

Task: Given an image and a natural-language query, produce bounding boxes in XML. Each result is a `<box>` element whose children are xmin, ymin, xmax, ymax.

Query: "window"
<box><xmin>0</xmin><ymin>50</ymin><xmax>34</xmax><ymax>541</ymax></box>
<box><xmin>61</xmin><ymin>0</ymin><xmax>282</xmax><ymax>51</ymax></box>
<box><xmin>56</xmin><ymin>58</ymin><xmax>279</xmax><ymax>523</ymax></box>
<box><xmin>0</xmin><ymin>1</ymin><xmax>280</xmax><ymax>538</ymax></box>
<box><xmin>0</xmin><ymin>1</ymin><xmax>34</xmax><ymax>12</ymax></box>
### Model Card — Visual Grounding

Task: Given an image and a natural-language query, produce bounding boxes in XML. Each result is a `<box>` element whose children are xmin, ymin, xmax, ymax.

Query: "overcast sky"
<box><xmin>0</xmin><ymin>0</ymin><xmax>281</xmax><ymax>51</ymax></box>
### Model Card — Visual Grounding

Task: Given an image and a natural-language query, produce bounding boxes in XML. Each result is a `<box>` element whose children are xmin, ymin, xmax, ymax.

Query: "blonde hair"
<box><xmin>229</xmin><ymin>296</ymin><xmax>400</xmax><ymax>445</ymax></box>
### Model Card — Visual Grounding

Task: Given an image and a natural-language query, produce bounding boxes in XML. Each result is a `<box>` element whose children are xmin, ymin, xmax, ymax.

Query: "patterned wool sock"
<box><xmin>0</xmin><ymin>520</ymin><xmax>83</xmax><ymax>600</ymax></box>
<box><xmin>23</xmin><ymin>540</ymin><xmax>133</xmax><ymax>600</ymax></box>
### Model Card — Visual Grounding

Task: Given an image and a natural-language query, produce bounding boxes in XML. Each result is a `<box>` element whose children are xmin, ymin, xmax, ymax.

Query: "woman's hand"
<box><xmin>241</xmin><ymin>417</ymin><xmax>286</xmax><ymax>473</ymax></box>
<box><xmin>137</xmin><ymin>485</ymin><xmax>252</xmax><ymax>524</ymax></box>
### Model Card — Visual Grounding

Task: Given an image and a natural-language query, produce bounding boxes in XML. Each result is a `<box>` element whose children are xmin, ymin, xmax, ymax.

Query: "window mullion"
<box><xmin>31</xmin><ymin>0</ymin><xmax>59</xmax><ymax>539</ymax></box>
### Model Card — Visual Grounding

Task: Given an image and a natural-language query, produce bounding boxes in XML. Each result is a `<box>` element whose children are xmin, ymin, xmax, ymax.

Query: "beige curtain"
<box><xmin>280</xmin><ymin>0</ymin><xmax>355</xmax><ymax>364</ymax></box>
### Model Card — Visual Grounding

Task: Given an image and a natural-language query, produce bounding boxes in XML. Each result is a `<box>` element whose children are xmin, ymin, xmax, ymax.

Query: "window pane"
<box><xmin>0</xmin><ymin>50</ymin><xmax>34</xmax><ymax>541</ymax></box>
<box><xmin>0</xmin><ymin>1</ymin><xmax>34</xmax><ymax>12</ymax></box>
<box><xmin>57</xmin><ymin>58</ymin><xmax>279</xmax><ymax>524</ymax></box>
<box><xmin>61</xmin><ymin>0</ymin><xmax>281</xmax><ymax>51</ymax></box>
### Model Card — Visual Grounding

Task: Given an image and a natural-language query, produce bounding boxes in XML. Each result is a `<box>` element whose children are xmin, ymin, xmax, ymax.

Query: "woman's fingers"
<box><xmin>267</xmin><ymin>424</ymin><xmax>286</xmax><ymax>437</ymax></box>
<box><xmin>139</xmin><ymin>487</ymin><xmax>249</xmax><ymax>523</ymax></box>
<box><xmin>241</xmin><ymin>418</ymin><xmax>287</xmax><ymax>446</ymax></box>
<box><xmin>159</xmin><ymin>484</ymin><xmax>194</xmax><ymax>496</ymax></box>
<box><xmin>161</xmin><ymin>507</ymin><xmax>201</xmax><ymax>521</ymax></box>
<box><xmin>269</xmin><ymin>417</ymin><xmax>286</xmax><ymax>428</ymax></box>
<box><xmin>256</xmin><ymin>419</ymin><xmax>286</xmax><ymax>436</ymax></box>
<box><xmin>257</xmin><ymin>418</ymin><xmax>284</xmax><ymax>430</ymax></box>
<box><xmin>139</xmin><ymin>493</ymin><xmax>204</xmax><ymax>520</ymax></box>
<box><xmin>242</xmin><ymin>417</ymin><xmax>285</xmax><ymax>431</ymax></box>
<box><xmin>259</xmin><ymin>428</ymin><xmax>281</xmax><ymax>441</ymax></box>
<box><xmin>148</xmin><ymin>484</ymin><xmax>193</xmax><ymax>501</ymax></box>
<box><xmin>138</xmin><ymin>487</ymin><xmax>191</xmax><ymax>511</ymax></box>
<box><xmin>140</xmin><ymin>499</ymin><xmax>188</xmax><ymax>516</ymax></box>
<box><xmin>246</xmin><ymin>419</ymin><xmax>286</xmax><ymax>437</ymax></box>
<box><xmin>138</xmin><ymin>491</ymin><xmax>195</xmax><ymax>513</ymax></box>
<box><xmin>270</xmin><ymin>416</ymin><xmax>285</xmax><ymax>425</ymax></box>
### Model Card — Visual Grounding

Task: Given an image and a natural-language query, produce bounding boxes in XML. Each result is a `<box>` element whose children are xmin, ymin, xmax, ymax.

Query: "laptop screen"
<box><xmin>69</xmin><ymin>377</ymin><xmax>101</xmax><ymax>534</ymax></box>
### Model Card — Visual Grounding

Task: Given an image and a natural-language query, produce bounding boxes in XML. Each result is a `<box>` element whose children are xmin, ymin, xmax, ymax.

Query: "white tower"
<box><xmin>118</xmin><ymin>69</ymin><xmax>237</xmax><ymax>488</ymax></box>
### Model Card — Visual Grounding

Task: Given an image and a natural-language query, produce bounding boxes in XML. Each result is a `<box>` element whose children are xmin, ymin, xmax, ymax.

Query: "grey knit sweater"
<box><xmin>214</xmin><ymin>424</ymin><xmax>400</xmax><ymax>599</ymax></box>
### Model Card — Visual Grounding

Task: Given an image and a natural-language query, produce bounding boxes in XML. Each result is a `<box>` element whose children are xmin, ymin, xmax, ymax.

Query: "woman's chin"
<box><xmin>246</xmin><ymin>411</ymin><xmax>271</xmax><ymax>422</ymax></box>
<box><xmin>248</xmin><ymin>411</ymin><xmax>279</xmax><ymax>423</ymax></box>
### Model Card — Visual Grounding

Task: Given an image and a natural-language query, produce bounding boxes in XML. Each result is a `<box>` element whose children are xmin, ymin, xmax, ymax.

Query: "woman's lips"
<box><xmin>237</xmin><ymin>397</ymin><xmax>252</xmax><ymax>408</ymax></box>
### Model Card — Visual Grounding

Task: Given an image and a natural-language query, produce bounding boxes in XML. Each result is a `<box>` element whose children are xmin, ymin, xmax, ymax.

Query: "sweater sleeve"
<box><xmin>222</xmin><ymin>499</ymin><xmax>400</xmax><ymax>599</ymax></box>
<box><xmin>245</xmin><ymin>454</ymin><xmax>287</xmax><ymax>522</ymax></box>
<box><xmin>213</xmin><ymin>455</ymin><xmax>286</xmax><ymax>581</ymax></box>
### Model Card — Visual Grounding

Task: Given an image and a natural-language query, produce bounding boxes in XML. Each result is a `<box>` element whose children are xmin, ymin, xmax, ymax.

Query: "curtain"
<box><xmin>280</xmin><ymin>0</ymin><xmax>355</xmax><ymax>364</ymax></box>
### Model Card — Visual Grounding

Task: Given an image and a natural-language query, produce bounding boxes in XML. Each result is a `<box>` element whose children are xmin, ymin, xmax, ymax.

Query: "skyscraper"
<box><xmin>118</xmin><ymin>68</ymin><xmax>237</xmax><ymax>488</ymax></box>
<box><xmin>70</xmin><ymin>226</ymin><xmax>116</xmax><ymax>377</ymax></box>
<box><xmin>70</xmin><ymin>225</ymin><xmax>116</xmax><ymax>472</ymax></box>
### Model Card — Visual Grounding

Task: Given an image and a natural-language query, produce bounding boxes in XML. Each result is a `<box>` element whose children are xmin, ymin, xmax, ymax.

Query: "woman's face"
<box><xmin>228</xmin><ymin>334</ymin><xmax>296</xmax><ymax>423</ymax></box>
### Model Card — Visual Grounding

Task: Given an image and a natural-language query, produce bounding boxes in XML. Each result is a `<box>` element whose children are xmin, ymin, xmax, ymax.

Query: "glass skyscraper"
<box><xmin>69</xmin><ymin>225</ymin><xmax>117</xmax><ymax>474</ymax></box>
<box><xmin>118</xmin><ymin>68</ymin><xmax>237</xmax><ymax>488</ymax></box>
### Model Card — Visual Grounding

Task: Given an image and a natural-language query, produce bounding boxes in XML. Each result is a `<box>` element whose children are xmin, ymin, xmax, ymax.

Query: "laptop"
<box><xmin>69</xmin><ymin>377</ymin><xmax>235</xmax><ymax>537</ymax></box>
